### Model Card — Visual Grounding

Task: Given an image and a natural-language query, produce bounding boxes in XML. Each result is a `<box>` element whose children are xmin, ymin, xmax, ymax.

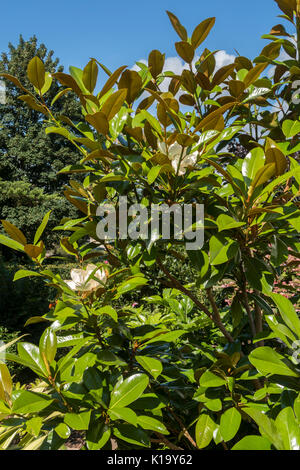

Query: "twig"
<box><xmin>156</xmin><ymin>258</ymin><xmax>234</xmax><ymax>343</ymax></box>
<box><xmin>168</xmin><ymin>407</ymin><xmax>198</xmax><ymax>448</ymax></box>
<box><xmin>153</xmin><ymin>433</ymin><xmax>184</xmax><ymax>450</ymax></box>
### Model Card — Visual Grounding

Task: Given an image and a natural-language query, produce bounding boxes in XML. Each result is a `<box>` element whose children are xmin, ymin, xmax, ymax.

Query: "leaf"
<box><xmin>82</xmin><ymin>59</ymin><xmax>98</xmax><ymax>93</ymax></box>
<box><xmin>116</xmin><ymin>276</ymin><xmax>148</xmax><ymax>296</ymax></box>
<box><xmin>209</xmin><ymin>235</ymin><xmax>238</xmax><ymax>265</ymax></box>
<box><xmin>27</xmin><ymin>57</ymin><xmax>45</xmax><ymax>90</ymax></box>
<box><xmin>136</xmin><ymin>356</ymin><xmax>163</xmax><ymax>379</ymax></box>
<box><xmin>101</xmin><ymin>89</ymin><xmax>127</xmax><ymax>121</ymax></box>
<box><xmin>39</xmin><ymin>72</ymin><xmax>52</xmax><ymax>96</ymax></box>
<box><xmin>194</xmin><ymin>102</ymin><xmax>237</xmax><ymax>133</ymax></box>
<box><xmin>282</xmin><ymin>119</ymin><xmax>300</xmax><ymax>138</ymax></box>
<box><xmin>13</xmin><ymin>269</ymin><xmax>42</xmax><ymax>281</ymax></box>
<box><xmin>220</xmin><ymin>407</ymin><xmax>241</xmax><ymax>442</ymax></box>
<box><xmin>1</xmin><ymin>220</ymin><xmax>27</xmax><ymax>245</ymax></box>
<box><xmin>39</xmin><ymin>328</ymin><xmax>57</xmax><ymax>368</ymax></box>
<box><xmin>137</xmin><ymin>415</ymin><xmax>169</xmax><ymax>435</ymax></box>
<box><xmin>243</xmin><ymin>407</ymin><xmax>284</xmax><ymax>450</ymax></box>
<box><xmin>0</xmin><ymin>363</ymin><xmax>12</xmax><ymax>403</ymax></box>
<box><xmin>17</xmin><ymin>342</ymin><xmax>48</xmax><ymax>376</ymax></box>
<box><xmin>26</xmin><ymin>416</ymin><xmax>43</xmax><ymax>437</ymax></box>
<box><xmin>24</xmin><ymin>243</ymin><xmax>44</xmax><ymax>259</ymax></box>
<box><xmin>265</xmin><ymin>147</ymin><xmax>287</xmax><ymax>176</ymax></box>
<box><xmin>216</xmin><ymin>214</ymin><xmax>245</xmax><ymax>232</ymax></box>
<box><xmin>195</xmin><ymin>413</ymin><xmax>216</xmax><ymax>449</ymax></box>
<box><xmin>232</xmin><ymin>435</ymin><xmax>272</xmax><ymax>450</ymax></box>
<box><xmin>113</xmin><ymin>423</ymin><xmax>150</xmax><ymax>447</ymax></box>
<box><xmin>52</xmin><ymin>72</ymin><xmax>82</xmax><ymax>96</ymax></box>
<box><xmin>175</xmin><ymin>41</ymin><xmax>195</xmax><ymax>63</ymax></box>
<box><xmin>243</xmin><ymin>63</ymin><xmax>268</xmax><ymax>88</ymax></box>
<box><xmin>248</xmin><ymin>163</ymin><xmax>276</xmax><ymax>196</ymax></box>
<box><xmin>12</xmin><ymin>390</ymin><xmax>53</xmax><ymax>414</ymax></box>
<box><xmin>96</xmin><ymin>306</ymin><xmax>118</xmax><ymax>322</ymax></box>
<box><xmin>148</xmin><ymin>50</ymin><xmax>165</xmax><ymax>78</ymax></box>
<box><xmin>199</xmin><ymin>370</ymin><xmax>227</xmax><ymax>388</ymax></box>
<box><xmin>275</xmin><ymin>406</ymin><xmax>300</xmax><ymax>450</ymax></box>
<box><xmin>191</xmin><ymin>17</ymin><xmax>216</xmax><ymax>49</ymax></box>
<box><xmin>118</xmin><ymin>70</ymin><xmax>142</xmax><ymax>104</ymax></box>
<box><xmin>98</xmin><ymin>65</ymin><xmax>127</xmax><ymax>99</ymax></box>
<box><xmin>147</xmin><ymin>165</ymin><xmax>162</xmax><ymax>184</ymax></box>
<box><xmin>51</xmin><ymin>90</ymin><xmax>72</xmax><ymax>110</ymax></box>
<box><xmin>108</xmin><ymin>407</ymin><xmax>137</xmax><ymax>426</ymax></box>
<box><xmin>166</xmin><ymin>11</ymin><xmax>188</xmax><ymax>41</ymax></box>
<box><xmin>242</xmin><ymin>147</ymin><xmax>265</xmax><ymax>182</ymax></box>
<box><xmin>249</xmin><ymin>346</ymin><xmax>298</xmax><ymax>377</ymax></box>
<box><xmin>54</xmin><ymin>423</ymin><xmax>71</xmax><ymax>439</ymax></box>
<box><xmin>34</xmin><ymin>210</ymin><xmax>52</xmax><ymax>245</ymax></box>
<box><xmin>86</xmin><ymin>422</ymin><xmax>111</xmax><ymax>450</ymax></box>
<box><xmin>141</xmin><ymin>330</ymin><xmax>185</xmax><ymax>346</ymax></box>
<box><xmin>109</xmin><ymin>374</ymin><xmax>149</xmax><ymax>409</ymax></box>
<box><xmin>85</xmin><ymin>111</ymin><xmax>109</xmax><ymax>135</ymax></box>
<box><xmin>97</xmin><ymin>351</ymin><xmax>126</xmax><ymax>366</ymax></box>
<box><xmin>270</xmin><ymin>293</ymin><xmax>300</xmax><ymax>339</ymax></box>
<box><xmin>64</xmin><ymin>411</ymin><xmax>91</xmax><ymax>430</ymax></box>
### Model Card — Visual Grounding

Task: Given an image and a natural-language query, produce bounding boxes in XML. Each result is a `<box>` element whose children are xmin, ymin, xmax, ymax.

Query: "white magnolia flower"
<box><xmin>158</xmin><ymin>141</ymin><xmax>197</xmax><ymax>176</ymax></box>
<box><xmin>64</xmin><ymin>264</ymin><xmax>107</xmax><ymax>292</ymax></box>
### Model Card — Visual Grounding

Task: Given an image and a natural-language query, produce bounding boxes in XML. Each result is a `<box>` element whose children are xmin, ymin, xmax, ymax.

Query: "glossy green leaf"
<box><xmin>13</xmin><ymin>270</ymin><xmax>42</xmax><ymax>281</ymax></box>
<box><xmin>191</xmin><ymin>17</ymin><xmax>216</xmax><ymax>49</ymax></box>
<box><xmin>220</xmin><ymin>407</ymin><xmax>241</xmax><ymax>442</ymax></box>
<box><xmin>27</xmin><ymin>57</ymin><xmax>45</xmax><ymax>90</ymax></box>
<box><xmin>137</xmin><ymin>415</ymin><xmax>169</xmax><ymax>435</ymax></box>
<box><xmin>199</xmin><ymin>370</ymin><xmax>227</xmax><ymax>388</ymax></box>
<box><xmin>86</xmin><ymin>422</ymin><xmax>111</xmax><ymax>450</ymax></box>
<box><xmin>113</xmin><ymin>424</ymin><xmax>150</xmax><ymax>447</ymax></box>
<box><xmin>244</xmin><ymin>407</ymin><xmax>283</xmax><ymax>450</ymax></box>
<box><xmin>270</xmin><ymin>293</ymin><xmax>300</xmax><ymax>339</ymax></box>
<box><xmin>195</xmin><ymin>413</ymin><xmax>216</xmax><ymax>449</ymax></box>
<box><xmin>108</xmin><ymin>407</ymin><xmax>138</xmax><ymax>426</ymax></box>
<box><xmin>54</xmin><ymin>423</ymin><xmax>71</xmax><ymax>439</ymax></box>
<box><xmin>166</xmin><ymin>11</ymin><xmax>187</xmax><ymax>41</ymax></box>
<box><xmin>82</xmin><ymin>59</ymin><xmax>98</xmax><ymax>93</ymax></box>
<box><xmin>109</xmin><ymin>374</ymin><xmax>149</xmax><ymax>409</ymax></box>
<box><xmin>242</xmin><ymin>147</ymin><xmax>265</xmax><ymax>182</ymax></box>
<box><xmin>249</xmin><ymin>346</ymin><xmax>298</xmax><ymax>377</ymax></box>
<box><xmin>1</xmin><ymin>220</ymin><xmax>27</xmax><ymax>245</ymax></box>
<box><xmin>275</xmin><ymin>406</ymin><xmax>300</xmax><ymax>450</ymax></box>
<box><xmin>216</xmin><ymin>214</ymin><xmax>245</xmax><ymax>232</ymax></box>
<box><xmin>136</xmin><ymin>356</ymin><xmax>163</xmax><ymax>379</ymax></box>
<box><xmin>39</xmin><ymin>328</ymin><xmax>57</xmax><ymax>367</ymax></box>
<box><xmin>0</xmin><ymin>363</ymin><xmax>12</xmax><ymax>403</ymax></box>
<box><xmin>0</xmin><ymin>234</ymin><xmax>25</xmax><ymax>252</ymax></box>
<box><xmin>232</xmin><ymin>435</ymin><xmax>272</xmax><ymax>450</ymax></box>
<box><xmin>17</xmin><ymin>342</ymin><xmax>48</xmax><ymax>376</ymax></box>
<box><xmin>12</xmin><ymin>390</ymin><xmax>53</xmax><ymax>414</ymax></box>
<box><xmin>209</xmin><ymin>235</ymin><xmax>238</xmax><ymax>265</ymax></box>
<box><xmin>25</xmin><ymin>416</ymin><xmax>43</xmax><ymax>437</ymax></box>
<box><xmin>34</xmin><ymin>210</ymin><xmax>52</xmax><ymax>245</ymax></box>
<box><xmin>64</xmin><ymin>411</ymin><xmax>91</xmax><ymax>430</ymax></box>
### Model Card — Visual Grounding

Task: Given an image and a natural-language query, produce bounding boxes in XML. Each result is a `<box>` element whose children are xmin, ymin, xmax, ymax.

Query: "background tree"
<box><xmin>0</xmin><ymin>35</ymin><xmax>81</xmax><ymax>252</ymax></box>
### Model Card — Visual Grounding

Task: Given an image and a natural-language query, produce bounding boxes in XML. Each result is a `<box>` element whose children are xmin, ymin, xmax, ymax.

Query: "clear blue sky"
<box><xmin>0</xmin><ymin>0</ymin><xmax>291</xmax><ymax>73</ymax></box>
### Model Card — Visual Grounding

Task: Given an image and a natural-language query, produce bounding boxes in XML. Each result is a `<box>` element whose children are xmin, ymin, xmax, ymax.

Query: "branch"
<box><xmin>168</xmin><ymin>407</ymin><xmax>198</xmax><ymax>449</ymax></box>
<box><xmin>153</xmin><ymin>433</ymin><xmax>184</xmax><ymax>450</ymax></box>
<box><xmin>156</xmin><ymin>258</ymin><xmax>234</xmax><ymax>343</ymax></box>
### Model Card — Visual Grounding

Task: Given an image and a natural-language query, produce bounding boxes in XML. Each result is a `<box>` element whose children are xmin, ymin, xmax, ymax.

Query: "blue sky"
<box><xmin>0</xmin><ymin>0</ymin><xmax>290</xmax><ymax>74</ymax></box>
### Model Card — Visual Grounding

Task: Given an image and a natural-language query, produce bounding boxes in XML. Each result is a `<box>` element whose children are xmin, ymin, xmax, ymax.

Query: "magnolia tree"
<box><xmin>0</xmin><ymin>0</ymin><xmax>299</xmax><ymax>451</ymax></box>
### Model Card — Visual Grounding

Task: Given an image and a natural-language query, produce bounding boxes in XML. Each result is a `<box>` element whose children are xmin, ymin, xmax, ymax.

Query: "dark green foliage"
<box><xmin>0</xmin><ymin>36</ymin><xmax>81</xmax><ymax>248</ymax></box>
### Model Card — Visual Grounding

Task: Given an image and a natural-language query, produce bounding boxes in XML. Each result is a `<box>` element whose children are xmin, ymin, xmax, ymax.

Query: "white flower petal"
<box><xmin>65</xmin><ymin>280</ymin><xmax>77</xmax><ymax>291</ymax></box>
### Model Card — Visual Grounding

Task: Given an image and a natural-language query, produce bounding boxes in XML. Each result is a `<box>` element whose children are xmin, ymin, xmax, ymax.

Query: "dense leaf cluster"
<box><xmin>0</xmin><ymin>0</ymin><xmax>299</xmax><ymax>451</ymax></box>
